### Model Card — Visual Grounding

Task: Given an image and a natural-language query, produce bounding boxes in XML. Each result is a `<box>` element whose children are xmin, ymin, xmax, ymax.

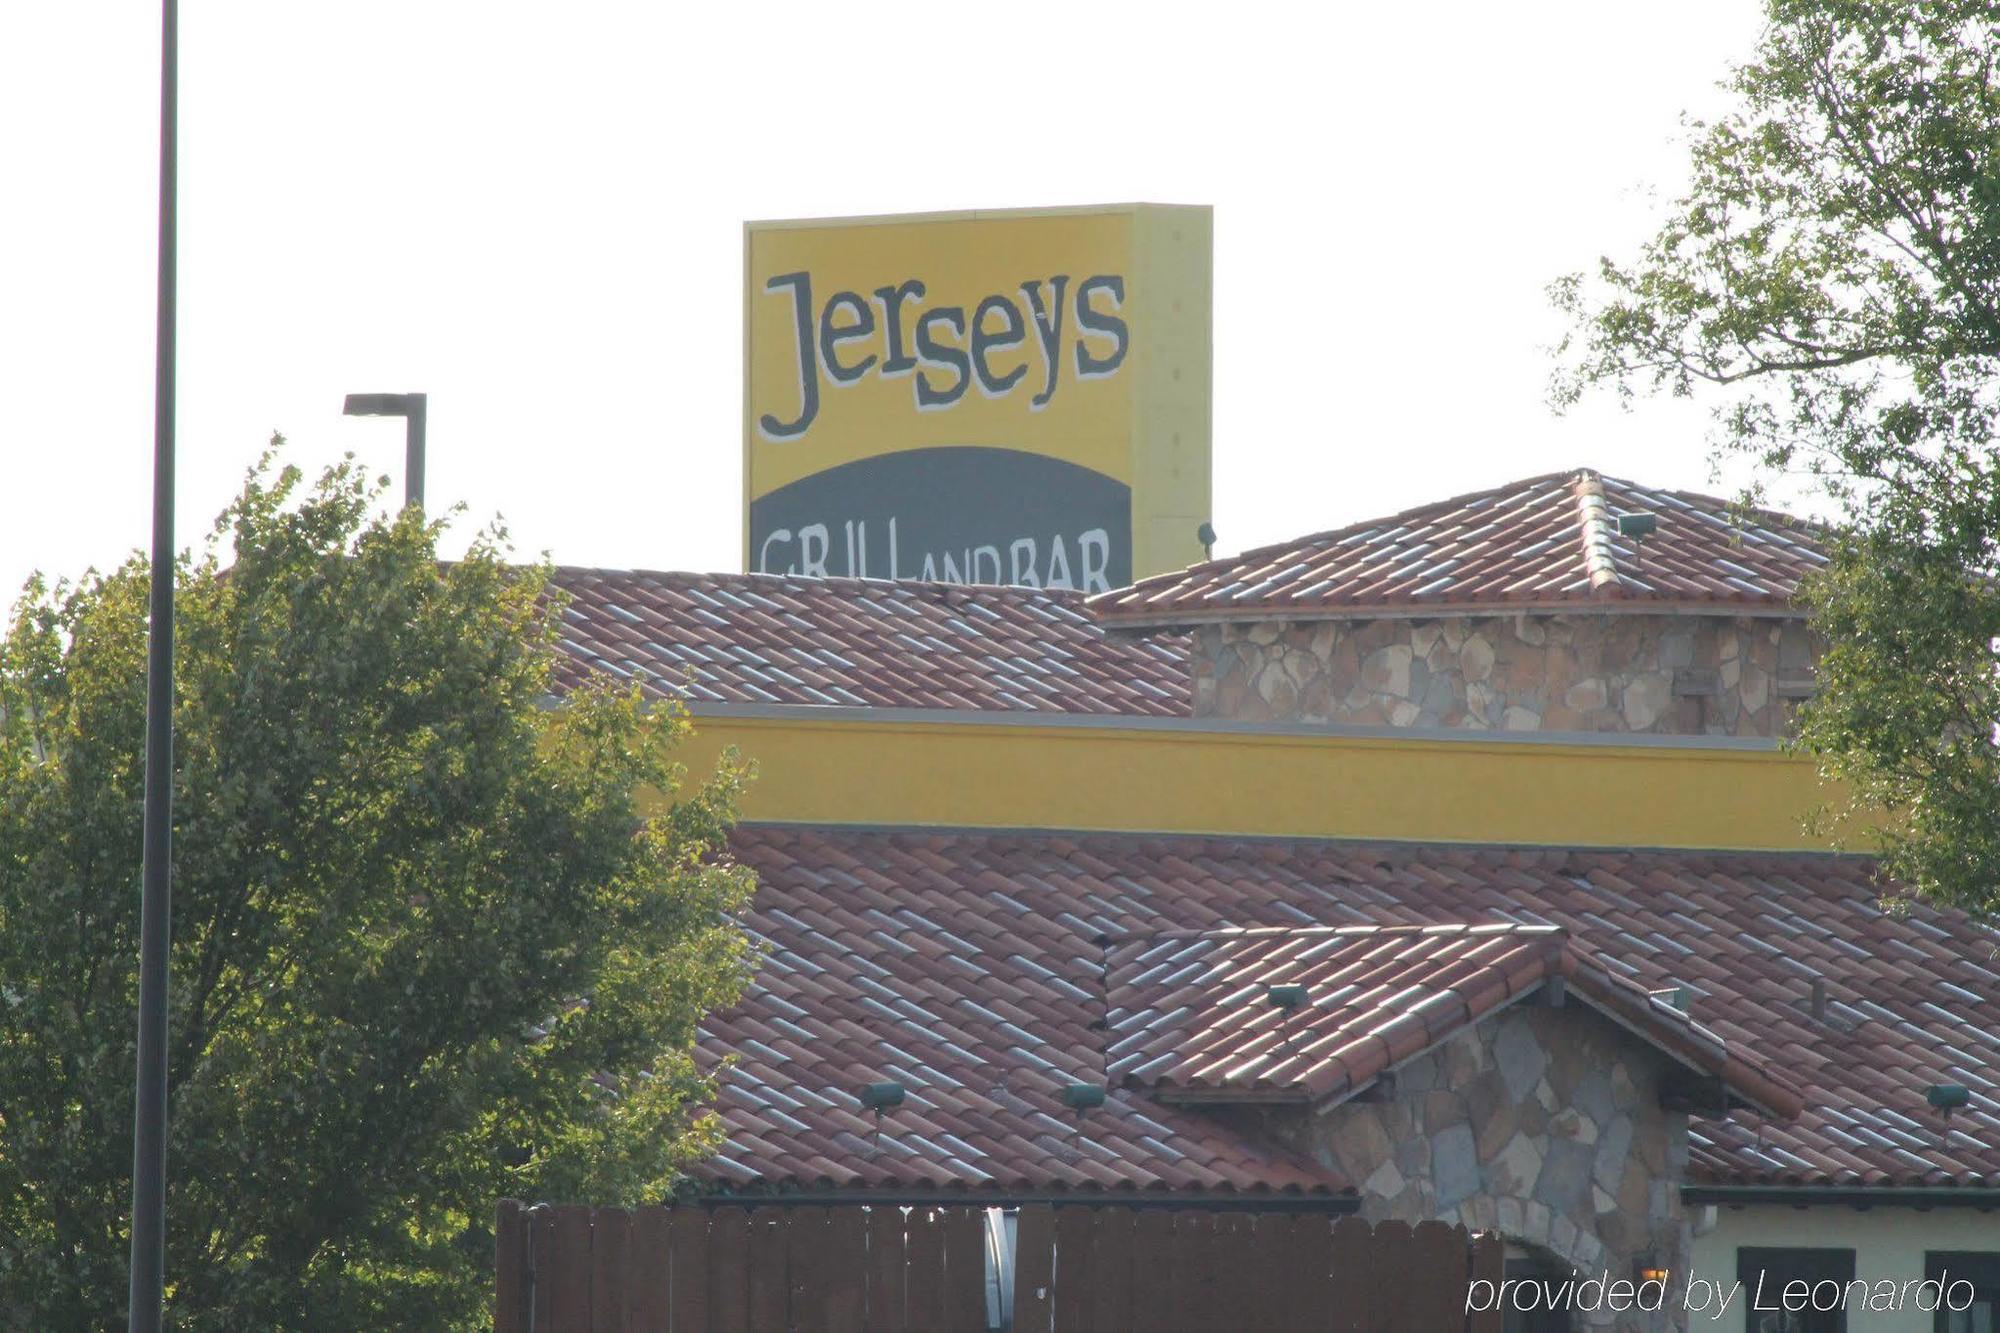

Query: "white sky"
<box><xmin>0</xmin><ymin>1</ymin><xmax>1780</xmax><ymax>603</ymax></box>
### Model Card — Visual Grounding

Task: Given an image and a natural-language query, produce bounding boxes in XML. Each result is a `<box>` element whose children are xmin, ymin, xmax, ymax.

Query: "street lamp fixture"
<box><xmin>342</xmin><ymin>391</ymin><xmax>427</xmax><ymax>510</ymax></box>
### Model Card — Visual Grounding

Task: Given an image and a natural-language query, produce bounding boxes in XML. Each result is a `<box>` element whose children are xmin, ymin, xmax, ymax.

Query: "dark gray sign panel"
<box><xmin>748</xmin><ymin>446</ymin><xmax>1132</xmax><ymax>591</ymax></box>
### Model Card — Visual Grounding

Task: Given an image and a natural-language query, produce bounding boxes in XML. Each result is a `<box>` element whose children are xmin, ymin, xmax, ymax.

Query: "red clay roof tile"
<box><xmin>1089</xmin><ymin>470</ymin><xmax>1831</xmax><ymax>624</ymax></box>
<box><xmin>702</xmin><ymin>829</ymin><xmax>1999</xmax><ymax>1198</ymax></box>
<box><xmin>549</xmin><ymin>567</ymin><xmax>1189</xmax><ymax>716</ymax></box>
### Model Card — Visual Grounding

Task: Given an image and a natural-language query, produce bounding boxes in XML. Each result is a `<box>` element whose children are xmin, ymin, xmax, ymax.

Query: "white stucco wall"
<box><xmin>1690</xmin><ymin>1204</ymin><xmax>1999</xmax><ymax>1331</ymax></box>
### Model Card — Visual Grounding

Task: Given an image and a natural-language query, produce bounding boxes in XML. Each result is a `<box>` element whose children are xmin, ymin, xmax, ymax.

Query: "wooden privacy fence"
<box><xmin>1011</xmin><ymin>1209</ymin><xmax>1502</xmax><ymax>1333</ymax></box>
<box><xmin>495</xmin><ymin>1201</ymin><xmax>986</xmax><ymax>1333</ymax></box>
<box><xmin>494</xmin><ymin>1200</ymin><xmax>1506</xmax><ymax>1332</ymax></box>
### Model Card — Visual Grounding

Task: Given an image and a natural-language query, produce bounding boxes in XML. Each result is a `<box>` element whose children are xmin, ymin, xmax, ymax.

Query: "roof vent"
<box><xmin>858</xmin><ymin>1082</ymin><xmax>906</xmax><ymax>1114</ymax></box>
<box><xmin>1267</xmin><ymin>984</ymin><xmax>1309</xmax><ymax>1011</ymax></box>
<box><xmin>1615</xmin><ymin>512</ymin><xmax>1658</xmax><ymax>539</ymax></box>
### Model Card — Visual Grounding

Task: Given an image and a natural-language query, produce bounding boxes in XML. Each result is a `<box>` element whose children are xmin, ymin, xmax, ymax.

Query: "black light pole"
<box><xmin>342</xmin><ymin>392</ymin><xmax>428</xmax><ymax>509</ymax></box>
<box><xmin>129</xmin><ymin>0</ymin><xmax>177</xmax><ymax>1327</ymax></box>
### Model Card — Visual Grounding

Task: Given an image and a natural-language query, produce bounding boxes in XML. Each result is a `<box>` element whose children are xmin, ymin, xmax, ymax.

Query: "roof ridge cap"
<box><xmin>1123</xmin><ymin>920</ymin><xmax>1569</xmax><ymax>945</ymax></box>
<box><xmin>1089</xmin><ymin>468</ymin><xmax>1591</xmax><ymax>612</ymax></box>
<box><xmin>1551</xmin><ymin>943</ymin><xmax>1806</xmax><ymax>1120</ymax></box>
<box><xmin>1590</xmin><ymin>475</ymin><xmax>1839</xmax><ymax>542</ymax></box>
<box><xmin>1572</xmin><ymin>473</ymin><xmax>1627</xmax><ymax>600</ymax></box>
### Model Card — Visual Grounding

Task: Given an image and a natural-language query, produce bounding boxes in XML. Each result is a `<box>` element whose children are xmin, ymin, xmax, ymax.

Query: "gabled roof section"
<box><xmin>1105</xmin><ymin>923</ymin><xmax>1802</xmax><ymax>1119</ymax></box>
<box><xmin>694</xmin><ymin>829</ymin><xmax>1345</xmax><ymax>1201</ymax></box>
<box><xmin>548</xmin><ymin>567</ymin><xmax>1190</xmax><ymax>716</ymax></box>
<box><xmin>1090</xmin><ymin>470</ymin><xmax>1832</xmax><ymax>626</ymax></box>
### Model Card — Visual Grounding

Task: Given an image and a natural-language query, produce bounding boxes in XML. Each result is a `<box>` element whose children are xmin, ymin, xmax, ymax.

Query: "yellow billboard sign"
<box><xmin>744</xmin><ymin>204</ymin><xmax>1211</xmax><ymax>591</ymax></box>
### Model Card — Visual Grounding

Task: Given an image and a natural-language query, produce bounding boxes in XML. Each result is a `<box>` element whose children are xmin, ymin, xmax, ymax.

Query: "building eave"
<box><xmin>1099</xmin><ymin>600</ymin><xmax>1810</xmax><ymax>633</ymax></box>
<box><xmin>686</xmin><ymin>1185</ymin><xmax>1359</xmax><ymax>1213</ymax></box>
<box><xmin>1683</xmin><ymin>1184</ymin><xmax>2000</xmax><ymax>1210</ymax></box>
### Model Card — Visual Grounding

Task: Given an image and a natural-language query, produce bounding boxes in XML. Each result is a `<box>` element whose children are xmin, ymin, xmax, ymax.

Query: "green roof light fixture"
<box><xmin>1061</xmin><ymin>1083</ymin><xmax>1107</xmax><ymax>1118</ymax></box>
<box><xmin>1267</xmin><ymin>984</ymin><xmax>1309</xmax><ymax>1010</ymax></box>
<box><xmin>859</xmin><ymin>1081</ymin><xmax>906</xmax><ymax>1116</ymax></box>
<box><xmin>1927</xmin><ymin>1084</ymin><xmax>1971</xmax><ymax>1118</ymax></box>
<box><xmin>857</xmin><ymin>1080</ymin><xmax>906</xmax><ymax>1155</ymax></box>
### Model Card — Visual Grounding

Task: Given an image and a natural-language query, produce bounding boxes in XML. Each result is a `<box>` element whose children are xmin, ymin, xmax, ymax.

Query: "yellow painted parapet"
<box><xmin>662</xmin><ymin>708</ymin><xmax>1855</xmax><ymax>852</ymax></box>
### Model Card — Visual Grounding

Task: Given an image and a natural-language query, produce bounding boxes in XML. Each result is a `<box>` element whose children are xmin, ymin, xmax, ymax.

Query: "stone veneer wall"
<box><xmin>1190</xmin><ymin>613</ymin><xmax>1819</xmax><ymax>737</ymax></box>
<box><xmin>1252</xmin><ymin>1004</ymin><xmax>1692</xmax><ymax>1332</ymax></box>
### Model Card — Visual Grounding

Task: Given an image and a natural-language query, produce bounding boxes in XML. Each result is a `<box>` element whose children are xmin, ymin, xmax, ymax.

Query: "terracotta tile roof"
<box><xmin>704</xmin><ymin>830</ymin><xmax>2000</xmax><ymax>1198</ymax></box>
<box><xmin>1105</xmin><ymin>923</ymin><xmax>1801</xmax><ymax>1118</ymax></box>
<box><xmin>1090</xmin><ymin>470</ymin><xmax>1832</xmax><ymax>625</ymax></box>
<box><xmin>697</xmin><ymin>831</ymin><xmax>1343</xmax><ymax>1201</ymax></box>
<box><xmin>548</xmin><ymin>567</ymin><xmax>1189</xmax><ymax>715</ymax></box>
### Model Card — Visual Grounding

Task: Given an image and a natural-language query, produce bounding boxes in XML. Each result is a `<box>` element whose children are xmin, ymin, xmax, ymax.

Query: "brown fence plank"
<box><xmin>1321</xmin><ymin>1214</ymin><xmax>1367</xmax><ymax>1333</ymax></box>
<box><xmin>627</xmin><ymin>1207</ymin><xmax>671</xmax><ymax>1333</ymax></box>
<box><xmin>942</xmin><ymin>1207</ymin><xmax>987</xmax><ymax>1333</ymax></box>
<box><xmin>665</xmin><ymin>1208</ymin><xmax>708</xmax><ymax>1333</ymax></box>
<box><xmin>1367</xmin><ymin>1220</ymin><xmax>1415</xmax><ymax>1332</ymax></box>
<box><xmin>1168</xmin><ymin>1210</ymin><xmax>1215</xmax><ymax>1333</ymax></box>
<box><xmin>1238</xmin><ymin>1212</ymin><xmax>1273</xmax><ymax>1333</ymax></box>
<box><xmin>495</xmin><ymin>1200</ymin><xmax>529</xmax><ymax>1333</ymax></box>
<box><xmin>1466</xmin><ymin>1230</ymin><xmax>1506</xmax><ymax>1333</ymax></box>
<box><xmin>591</xmin><ymin>1207</ymin><xmax>632</xmax><ymax>1333</ymax></box>
<box><xmin>530</xmin><ymin>1206</ymin><xmax>559</xmax><ymax>1331</ymax></box>
<box><xmin>549</xmin><ymin>1205</ymin><xmax>595</xmax><ymax>1332</ymax></box>
<box><xmin>1193</xmin><ymin>1210</ymin><xmax>1225</xmax><ymax>1329</ymax></box>
<box><xmin>784</xmin><ymin>1206</ymin><xmax>826</xmax><ymax>1330</ymax></box>
<box><xmin>866</xmin><ymin>1206</ymin><xmax>908</xmax><ymax>1333</ymax></box>
<box><xmin>1165</xmin><ymin>1210</ymin><xmax>1196</xmax><ymax>1333</ymax></box>
<box><xmin>1403</xmin><ymin>1221</ymin><xmax>1466</xmax><ymax>1333</ymax></box>
<box><xmin>1214</xmin><ymin>1212</ymin><xmax>1254</xmax><ymax>1328</ymax></box>
<box><xmin>1246</xmin><ymin>1214</ymin><xmax>1295</xmax><ymax>1333</ymax></box>
<box><xmin>1087</xmin><ymin>1206</ymin><xmax>1134</xmax><ymax>1332</ymax></box>
<box><xmin>707</xmin><ymin>1208</ymin><xmax>751</xmax><ymax>1333</ymax></box>
<box><xmin>1051</xmin><ymin>1207</ymin><xmax>1094</xmax><ymax>1333</ymax></box>
<box><xmin>746</xmin><ymin>1206</ymin><xmax>789</xmax><ymax>1333</ymax></box>
<box><xmin>1011</xmin><ymin>1204</ymin><xmax>1055</xmax><ymax>1333</ymax></box>
<box><xmin>812</xmin><ymin>1205</ymin><xmax>865</xmax><ymax>1333</ymax></box>
<box><xmin>1129</xmin><ymin>1209</ymin><xmax>1174</xmax><ymax>1332</ymax></box>
<box><xmin>906</xmin><ymin>1207</ymin><xmax>949</xmax><ymax>1331</ymax></box>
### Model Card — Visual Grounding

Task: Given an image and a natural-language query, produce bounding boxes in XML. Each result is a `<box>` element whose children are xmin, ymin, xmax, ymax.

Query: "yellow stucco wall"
<box><xmin>664</xmin><ymin>709</ymin><xmax>1854</xmax><ymax>850</ymax></box>
<box><xmin>1693</xmin><ymin>1206</ymin><xmax>1999</xmax><ymax>1332</ymax></box>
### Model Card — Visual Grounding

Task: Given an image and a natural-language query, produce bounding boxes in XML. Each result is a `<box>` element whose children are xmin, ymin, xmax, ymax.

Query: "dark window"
<box><xmin>1928</xmin><ymin>1251</ymin><xmax>2000</xmax><ymax>1333</ymax></box>
<box><xmin>1738</xmin><ymin>1247</ymin><xmax>1855</xmax><ymax>1333</ymax></box>
<box><xmin>1502</xmin><ymin>1256</ymin><xmax>1572</xmax><ymax>1333</ymax></box>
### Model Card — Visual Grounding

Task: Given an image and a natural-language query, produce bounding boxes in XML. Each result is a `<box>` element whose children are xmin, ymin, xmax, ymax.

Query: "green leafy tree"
<box><xmin>0</xmin><ymin>452</ymin><xmax>755</xmax><ymax>1328</ymax></box>
<box><xmin>1553</xmin><ymin>0</ymin><xmax>2000</xmax><ymax>916</ymax></box>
